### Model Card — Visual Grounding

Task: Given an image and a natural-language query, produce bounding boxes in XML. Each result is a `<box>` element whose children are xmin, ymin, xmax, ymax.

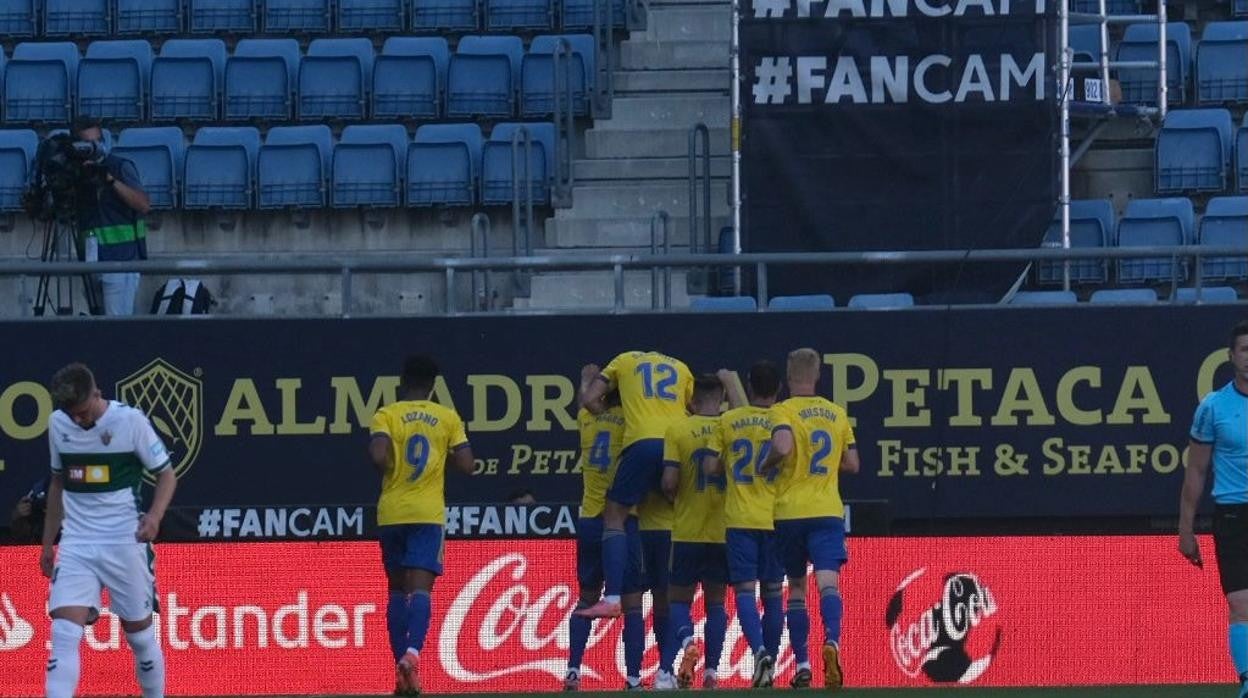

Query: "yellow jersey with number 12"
<box><xmin>578</xmin><ymin>406</ymin><xmax>626</xmax><ymax>518</ymax></box>
<box><xmin>664</xmin><ymin>414</ymin><xmax>726</xmax><ymax>543</ymax></box>
<box><xmin>370</xmin><ymin>400</ymin><xmax>469</xmax><ymax>526</ymax></box>
<box><xmin>709</xmin><ymin>405</ymin><xmax>790</xmax><ymax>531</ymax></box>
<box><xmin>600</xmin><ymin>350</ymin><xmax>694</xmax><ymax>447</ymax></box>
<box><xmin>773</xmin><ymin>396</ymin><xmax>855</xmax><ymax>520</ymax></box>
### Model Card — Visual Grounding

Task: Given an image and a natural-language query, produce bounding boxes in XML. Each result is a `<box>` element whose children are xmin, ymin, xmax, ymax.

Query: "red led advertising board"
<box><xmin>0</xmin><ymin>536</ymin><xmax>1230</xmax><ymax>694</ymax></box>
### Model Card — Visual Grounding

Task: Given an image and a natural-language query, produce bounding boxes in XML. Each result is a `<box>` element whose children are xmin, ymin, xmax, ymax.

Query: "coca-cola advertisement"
<box><xmin>0</xmin><ymin>536</ymin><xmax>1231</xmax><ymax>695</ymax></box>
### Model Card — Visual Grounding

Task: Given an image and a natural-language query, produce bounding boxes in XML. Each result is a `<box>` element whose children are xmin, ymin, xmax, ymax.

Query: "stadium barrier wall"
<box><xmin>0</xmin><ymin>307</ymin><xmax>1236</xmax><ymax>522</ymax></box>
<box><xmin>0</xmin><ymin>535</ymin><xmax>1230</xmax><ymax>693</ymax></box>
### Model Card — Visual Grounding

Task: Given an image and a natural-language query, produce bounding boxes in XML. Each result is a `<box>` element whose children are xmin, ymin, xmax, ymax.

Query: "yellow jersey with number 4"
<box><xmin>578</xmin><ymin>406</ymin><xmax>626</xmax><ymax>518</ymax></box>
<box><xmin>773</xmin><ymin>396</ymin><xmax>855</xmax><ymax>520</ymax></box>
<box><xmin>709</xmin><ymin>405</ymin><xmax>790</xmax><ymax>531</ymax></box>
<box><xmin>664</xmin><ymin>414</ymin><xmax>726</xmax><ymax>543</ymax></box>
<box><xmin>600</xmin><ymin>350</ymin><xmax>694</xmax><ymax>447</ymax></box>
<box><xmin>371</xmin><ymin>400</ymin><xmax>469</xmax><ymax>526</ymax></box>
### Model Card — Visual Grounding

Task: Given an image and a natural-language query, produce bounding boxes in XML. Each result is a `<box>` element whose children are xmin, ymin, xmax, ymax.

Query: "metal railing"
<box><xmin>688</xmin><ymin>123</ymin><xmax>713</xmax><ymax>294</ymax></box>
<box><xmin>2</xmin><ymin>245</ymin><xmax>1243</xmax><ymax>317</ymax></box>
<box><xmin>649</xmin><ymin>210</ymin><xmax>672</xmax><ymax>310</ymax></box>
<box><xmin>591</xmin><ymin>0</ymin><xmax>617</xmax><ymax>119</ymax></box>
<box><xmin>551</xmin><ymin>38</ymin><xmax>576</xmax><ymax>208</ymax></box>
<box><xmin>509</xmin><ymin>126</ymin><xmax>537</xmax><ymax>293</ymax></box>
<box><xmin>469</xmin><ymin>212</ymin><xmax>493</xmax><ymax>311</ymax></box>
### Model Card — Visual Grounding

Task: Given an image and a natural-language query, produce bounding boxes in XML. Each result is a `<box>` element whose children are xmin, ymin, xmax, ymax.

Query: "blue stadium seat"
<box><xmin>482</xmin><ymin>122</ymin><xmax>552</xmax><ymax>205</ymax></box>
<box><xmin>1155</xmin><ymin>108</ymin><xmax>1233</xmax><ymax>193</ymax></box>
<box><xmin>373</xmin><ymin>37</ymin><xmax>448</xmax><ymax>120</ymax></box>
<box><xmin>690</xmin><ymin>296</ymin><xmax>758</xmax><ymax>312</ymax></box>
<box><xmin>299</xmin><ymin>38</ymin><xmax>373</xmax><ymax>120</ymax></box>
<box><xmin>183</xmin><ymin>126</ymin><xmax>261</xmax><ymax>210</ymax></box>
<box><xmin>151</xmin><ymin>39</ymin><xmax>227</xmax><ymax>121</ymax></box>
<box><xmin>226</xmin><ymin>39</ymin><xmax>299</xmax><ymax>120</ymax></box>
<box><xmin>0</xmin><ymin>0</ymin><xmax>38</xmax><ymax>35</ymax></box>
<box><xmin>1200</xmin><ymin>195</ymin><xmax>1248</xmax><ymax>281</ymax></box>
<box><xmin>1172</xmin><ymin>286</ymin><xmax>1240</xmax><ymax>303</ymax></box>
<box><xmin>522</xmin><ymin>35</ymin><xmax>593</xmax><ymax>116</ymax></box>
<box><xmin>1117</xmin><ymin>22</ymin><xmax>1191</xmax><ymax>105</ymax></box>
<box><xmin>1237</xmin><ymin>0</ymin><xmax>1248</xmax><ymax>18</ymax></box>
<box><xmin>114</xmin><ymin>127</ymin><xmax>186</xmax><ymax>210</ymax></box>
<box><xmin>486</xmin><ymin>0</ymin><xmax>549</xmax><ymax>30</ymax></box>
<box><xmin>1010</xmin><ymin>290</ymin><xmax>1078</xmax><ymax>305</ymax></box>
<box><xmin>562</xmin><ymin>0</ymin><xmax>622</xmax><ymax>30</ymax></box>
<box><xmin>1197</xmin><ymin>22</ymin><xmax>1248</xmax><ymax>105</ymax></box>
<box><xmin>45</xmin><ymin>0</ymin><xmax>109</xmax><ymax>34</ymax></box>
<box><xmin>407</xmin><ymin>123</ymin><xmax>482</xmax><ymax>206</ymax></box>
<box><xmin>264</xmin><ymin>0</ymin><xmax>329</xmax><ymax>32</ymax></box>
<box><xmin>1089</xmin><ymin>288</ymin><xmax>1158</xmax><ymax>304</ymax></box>
<box><xmin>410</xmin><ymin>0</ymin><xmax>476</xmax><ymax>31</ymax></box>
<box><xmin>847</xmin><ymin>292</ymin><xmax>915</xmax><ymax>309</ymax></box>
<box><xmin>0</xmin><ymin>129</ymin><xmax>37</xmax><ymax>212</ymax></box>
<box><xmin>332</xmin><ymin>124</ymin><xmax>408</xmax><ymax>208</ymax></box>
<box><xmin>447</xmin><ymin>36</ymin><xmax>523</xmax><ymax>118</ymax></box>
<box><xmin>118</xmin><ymin>0</ymin><xmax>182</xmax><ymax>33</ymax></box>
<box><xmin>77</xmin><ymin>41</ymin><xmax>152</xmax><ymax>122</ymax></box>
<box><xmin>339</xmin><ymin>0</ymin><xmax>403</xmax><ymax>30</ymax></box>
<box><xmin>258</xmin><ymin>125</ymin><xmax>332</xmax><ymax>209</ymax></box>
<box><xmin>1038</xmin><ymin>199</ymin><xmax>1114</xmax><ymax>284</ymax></box>
<box><xmin>1238</xmin><ymin>113</ymin><xmax>1248</xmax><ymax>192</ymax></box>
<box><xmin>190</xmin><ymin>0</ymin><xmax>256</xmax><ymax>33</ymax></box>
<box><xmin>4</xmin><ymin>43</ymin><xmax>79</xmax><ymax>124</ymax></box>
<box><xmin>768</xmin><ymin>294</ymin><xmax>835</xmax><ymax>311</ymax></box>
<box><xmin>1116</xmin><ymin>197</ymin><xmax>1194</xmax><ymax>284</ymax></box>
<box><xmin>1069</xmin><ymin>25</ymin><xmax>1105</xmax><ymax>66</ymax></box>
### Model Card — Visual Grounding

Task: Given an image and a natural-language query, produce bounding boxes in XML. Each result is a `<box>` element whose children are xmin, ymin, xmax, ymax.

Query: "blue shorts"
<box><xmin>641</xmin><ymin>529</ymin><xmax>671</xmax><ymax>592</ymax></box>
<box><xmin>577</xmin><ymin>516</ymin><xmax>645</xmax><ymax>594</ymax></box>
<box><xmin>725</xmin><ymin>528</ymin><xmax>784</xmax><ymax>585</ymax></box>
<box><xmin>379</xmin><ymin>523</ymin><xmax>445</xmax><ymax>576</ymax></box>
<box><xmin>607</xmin><ymin>438</ymin><xmax>665</xmax><ymax>506</ymax></box>
<box><xmin>774</xmin><ymin>517</ymin><xmax>848</xmax><ymax>578</ymax></box>
<box><xmin>669</xmin><ymin>541</ymin><xmax>729</xmax><ymax>587</ymax></box>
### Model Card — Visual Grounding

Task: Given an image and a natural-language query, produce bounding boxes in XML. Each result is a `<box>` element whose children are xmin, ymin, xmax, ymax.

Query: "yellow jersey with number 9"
<box><xmin>600</xmin><ymin>350</ymin><xmax>694</xmax><ymax>447</ymax></box>
<box><xmin>664</xmin><ymin>414</ymin><xmax>726</xmax><ymax>543</ymax></box>
<box><xmin>578</xmin><ymin>406</ymin><xmax>626</xmax><ymax>518</ymax></box>
<box><xmin>709</xmin><ymin>405</ymin><xmax>790</xmax><ymax>531</ymax></box>
<box><xmin>773</xmin><ymin>396</ymin><xmax>855</xmax><ymax>520</ymax></box>
<box><xmin>370</xmin><ymin>400</ymin><xmax>469</xmax><ymax>526</ymax></box>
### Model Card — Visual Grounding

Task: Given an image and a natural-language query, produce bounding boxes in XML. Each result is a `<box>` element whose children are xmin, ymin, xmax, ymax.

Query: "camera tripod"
<box><xmin>33</xmin><ymin>219</ymin><xmax>100</xmax><ymax>317</ymax></box>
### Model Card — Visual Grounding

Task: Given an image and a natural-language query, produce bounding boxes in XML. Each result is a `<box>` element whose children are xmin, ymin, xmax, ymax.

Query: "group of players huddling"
<box><xmin>565</xmin><ymin>348</ymin><xmax>859</xmax><ymax>691</ymax></box>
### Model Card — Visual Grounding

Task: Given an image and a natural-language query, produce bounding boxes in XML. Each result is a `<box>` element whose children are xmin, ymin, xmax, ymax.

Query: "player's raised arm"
<box><xmin>578</xmin><ymin>363</ymin><xmax>603</xmax><ymax>411</ymax></box>
<box><xmin>717</xmin><ymin>369</ymin><xmax>747</xmax><ymax>409</ymax></box>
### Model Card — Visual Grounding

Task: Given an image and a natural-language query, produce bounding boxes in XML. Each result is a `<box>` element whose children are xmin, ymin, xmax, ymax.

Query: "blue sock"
<box><xmin>602</xmin><ymin>528</ymin><xmax>627</xmax><ymax>597</ymax></box>
<box><xmin>762</xmin><ymin>587</ymin><xmax>784</xmax><ymax>659</ymax></box>
<box><xmin>787</xmin><ymin>599</ymin><xmax>810</xmax><ymax>664</ymax></box>
<box><xmin>405</xmin><ymin>590</ymin><xmax>431</xmax><ymax>653</ymax></box>
<box><xmin>568</xmin><ymin>609</ymin><xmax>592</xmax><ymax>670</ymax></box>
<box><xmin>735</xmin><ymin>588</ymin><xmax>764</xmax><ymax>654</ymax></box>
<box><xmin>1231</xmin><ymin>623</ymin><xmax>1248</xmax><ymax>678</ymax></box>
<box><xmin>705</xmin><ymin>602</ymin><xmax>728</xmax><ymax>675</ymax></box>
<box><xmin>655</xmin><ymin>612</ymin><xmax>676</xmax><ymax>672</ymax></box>
<box><xmin>386</xmin><ymin>592</ymin><xmax>407</xmax><ymax>662</ymax></box>
<box><xmin>820</xmin><ymin>588</ymin><xmax>843</xmax><ymax>646</ymax></box>
<box><xmin>624</xmin><ymin>609</ymin><xmax>645</xmax><ymax>680</ymax></box>
<box><xmin>671</xmin><ymin>601</ymin><xmax>694</xmax><ymax>649</ymax></box>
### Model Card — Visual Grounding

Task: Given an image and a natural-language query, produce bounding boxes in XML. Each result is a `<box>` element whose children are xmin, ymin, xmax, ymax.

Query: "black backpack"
<box><xmin>150</xmin><ymin>278</ymin><xmax>215</xmax><ymax>315</ymax></box>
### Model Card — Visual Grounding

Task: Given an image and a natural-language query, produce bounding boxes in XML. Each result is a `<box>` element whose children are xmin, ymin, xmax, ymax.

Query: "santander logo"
<box><xmin>0</xmin><ymin>593</ymin><xmax>35</xmax><ymax>651</ymax></box>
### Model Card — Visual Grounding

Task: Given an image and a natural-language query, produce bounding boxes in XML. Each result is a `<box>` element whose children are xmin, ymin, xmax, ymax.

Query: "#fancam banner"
<box><xmin>0</xmin><ymin>536</ymin><xmax>1230</xmax><ymax>694</ymax></box>
<box><xmin>0</xmin><ymin>309</ymin><xmax>1236</xmax><ymax>526</ymax></box>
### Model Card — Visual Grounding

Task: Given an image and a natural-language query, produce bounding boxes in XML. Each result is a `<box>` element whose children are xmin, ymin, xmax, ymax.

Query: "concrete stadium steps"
<box><xmin>515</xmin><ymin>269</ymin><xmax>693</xmax><ymax>310</ymax></box>
<box><xmin>594</xmin><ymin>95</ymin><xmax>730</xmax><ymax>129</ymax></box>
<box><xmin>614</xmin><ymin>69</ymin><xmax>730</xmax><ymax>94</ymax></box>
<box><xmin>547</xmin><ymin>213</ymin><xmax>730</xmax><ymax>248</ymax></box>
<box><xmin>573</xmin><ymin>155</ymin><xmax>731</xmax><ymax>182</ymax></box>
<box><xmin>632</xmin><ymin>6</ymin><xmax>730</xmax><ymax>41</ymax></box>
<box><xmin>585</xmin><ymin>126</ymin><xmax>729</xmax><ymax>158</ymax></box>
<box><xmin>620</xmin><ymin>40</ymin><xmax>730</xmax><ymax>70</ymax></box>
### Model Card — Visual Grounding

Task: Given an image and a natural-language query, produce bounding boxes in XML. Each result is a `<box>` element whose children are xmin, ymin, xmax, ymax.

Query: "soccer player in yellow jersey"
<box><xmin>564</xmin><ymin>365</ymin><xmax>646</xmax><ymax>691</ymax></box>
<box><xmin>771</xmin><ymin>348</ymin><xmax>859</xmax><ymax>690</ymax></box>
<box><xmin>661</xmin><ymin>374</ymin><xmax>736</xmax><ymax>690</ymax></box>
<box><xmin>703</xmin><ymin>360</ymin><xmax>790</xmax><ymax>688</ymax></box>
<box><xmin>368</xmin><ymin>356</ymin><xmax>475</xmax><ymax>696</ymax></box>
<box><xmin>576</xmin><ymin>350</ymin><xmax>693</xmax><ymax>620</ymax></box>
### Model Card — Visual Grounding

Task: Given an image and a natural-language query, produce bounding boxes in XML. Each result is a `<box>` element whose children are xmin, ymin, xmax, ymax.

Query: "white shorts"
<box><xmin>50</xmin><ymin>543</ymin><xmax>157</xmax><ymax>621</ymax></box>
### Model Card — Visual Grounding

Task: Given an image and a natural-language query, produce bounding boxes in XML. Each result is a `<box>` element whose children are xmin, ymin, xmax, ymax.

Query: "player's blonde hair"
<box><xmin>50</xmin><ymin>363</ymin><xmax>96</xmax><ymax>411</ymax></box>
<box><xmin>787</xmin><ymin>348</ymin><xmax>821</xmax><ymax>385</ymax></box>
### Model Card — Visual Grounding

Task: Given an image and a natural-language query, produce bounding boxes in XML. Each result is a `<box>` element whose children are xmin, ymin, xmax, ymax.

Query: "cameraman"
<box><xmin>72</xmin><ymin>115</ymin><xmax>151</xmax><ymax>316</ymax></box>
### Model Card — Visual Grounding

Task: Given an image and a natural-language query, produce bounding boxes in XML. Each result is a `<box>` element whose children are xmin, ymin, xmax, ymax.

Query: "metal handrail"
<box><xmin>591</xmin><ymin>0</ymin><xmax>615</xmax><ymax>119</ymax></box>
<box><xmin>552</xmin><ymin>38</ymin><xmax>575</xmax><ymax>208</ymax></box>
<box><xmin>470</xmin><ymin>212</ymin><xmax>492</xmax><ymax>311</ymax></box>
<box><xmin>510</xmin><ymin>126</ymin><xmax>535</xmax><ymax>292</ymax></box>
<box><xmin>688</xmin><ymin>123</ymin><xmax>712</xmax><ymax>254</ymax></box>
<box><xmin>649</xmin><ymin>210</ymin><xmax>671</xmax><ymax>310</ymax></box>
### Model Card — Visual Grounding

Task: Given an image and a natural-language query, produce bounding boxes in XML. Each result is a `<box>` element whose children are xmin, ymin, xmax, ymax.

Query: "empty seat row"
<box><xmin>0</xmin><ymin>122</ymin><xmax>555</xmax><ymax>211</ymax></box>
<box><xmin>0</xmin><ymin>36</ymin><xmax>595</xmax><ymax>124</ymax></box>
<box><xmin>1155</xmin><ymin>108</ymin><xmax>1247</xmax><ymax>194</ymax></box>
<box><xmin>1069</xmin><ymin>21</ymin><xmax>1248</xmax><ymax>106</ymax></box>
<box><xmin>0</xmin><ymin>0</ymin><xmax>625</xmax><ymax>35</ymax></box>
<box><xmin>1013</xmin><ymin>287</ymin><xmax>1241</xmax><ymax>304</ymax></box>
<box><xmin>1039</xmin><ymin>196</ymin><xmax>1248</xmax><ymax>286</ymax></box>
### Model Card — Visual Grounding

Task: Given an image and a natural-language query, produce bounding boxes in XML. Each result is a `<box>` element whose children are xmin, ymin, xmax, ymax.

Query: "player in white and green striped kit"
<box><xmin>40</xmin><ymin>363</ymin><xmax>177</xmax><ymax>698</ymax></box>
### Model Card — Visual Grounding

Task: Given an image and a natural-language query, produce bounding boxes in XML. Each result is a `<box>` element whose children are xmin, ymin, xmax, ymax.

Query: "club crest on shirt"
<box><xmin>100</xmin><ymin>430</ymin><xmax>112</xmax><ymax>446</ymax></box>
<box><xmin>116</xmin><ymin>358</ymin><xmax>203</xmax><ymax>482</ymax></box>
